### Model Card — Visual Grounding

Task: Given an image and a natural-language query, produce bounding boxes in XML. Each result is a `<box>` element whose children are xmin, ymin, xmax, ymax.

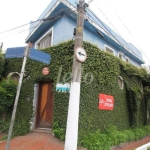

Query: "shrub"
<box><xmin>52</xmin><ymin>122</ymin><xmax>65</xmax><ymax>140</ymax></box>
<box><xmin>0</xmin><ymin>51</ymin><xmax>4</xmax><ymax>80</ymax></box>
<box><xmin>0</xmin><ymin>79</ymin><xmax>17</xmax><ymax>119</ymax></box>
<box><xmin>80</xmin><ymin>125</ymin><xmax>150</xmax><ymax>150</ymax></box>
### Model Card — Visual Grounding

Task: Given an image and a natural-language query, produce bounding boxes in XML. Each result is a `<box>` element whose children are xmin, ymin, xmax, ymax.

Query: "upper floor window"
<box><xmin>118</xmin><ymin>52</ymin><xmax>123</xmax><ymax>59</ymax></box>
<box><xmin>118</xmin><ymin>76</ymin><xmax>124</xmax><ymax>90</ymax></box>
<box><xmin>125</xmin><ymin>57</ymin><xmax>130</xmax><ymax>63</ymax></box>
<box><xmin>36</xmin><ymin>28</ymin><xmax>53</xmax><ymax>49</ymax></box>
<box><xmin>105</xmin><ymin>45</ymin><xmax>114</xmax><ymax>55</ymax></box>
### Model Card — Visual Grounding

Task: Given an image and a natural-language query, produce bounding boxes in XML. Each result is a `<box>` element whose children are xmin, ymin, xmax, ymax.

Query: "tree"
<box><xmin>0</xmin><ymin>79</ymin><xmax>17</xmax><ymax>121</ymax></box>
<box><xmin>0</xmin><ymin>48</ymin><xmax>4</xmax><ymax>79</ymax></box>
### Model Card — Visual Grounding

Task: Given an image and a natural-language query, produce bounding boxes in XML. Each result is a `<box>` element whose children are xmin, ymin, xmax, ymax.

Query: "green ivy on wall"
<box><xmin>2</xmin><ymin>40</ymin><xmax>150</xmax><ymax>140</ymax></box>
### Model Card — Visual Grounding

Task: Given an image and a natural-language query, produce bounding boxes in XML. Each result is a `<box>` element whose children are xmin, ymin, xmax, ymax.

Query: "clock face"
<box><xmin>75</xmin><ymin>47</ymin><xmax>87</xmax><ymax>62</ymax></box>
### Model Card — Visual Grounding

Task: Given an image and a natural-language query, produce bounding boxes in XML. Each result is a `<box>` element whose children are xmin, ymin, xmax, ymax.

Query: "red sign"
<box><xmin>42</xmin><ymin>67</ymin><xmax>49</xmax><ymax>75</ymax></box>
<box><xmin>99</xmin><ymin>94</ymin><xmax>114</xmax><ymax>110</ymax></box>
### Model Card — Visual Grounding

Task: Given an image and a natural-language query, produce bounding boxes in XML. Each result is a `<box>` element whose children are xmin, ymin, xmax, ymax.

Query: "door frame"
<box><xmin>34</xmin><ymin>81</ymin><xmax>54</xmax><ymax>129</ymax></box>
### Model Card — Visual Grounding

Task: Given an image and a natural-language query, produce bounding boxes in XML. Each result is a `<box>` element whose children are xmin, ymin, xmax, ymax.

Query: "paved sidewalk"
<box><xmin>0</xmin><ymin>132</ymin><xmax>64</xmax><ymax>150</ymax></box>
<box><xmin>0</xmin><ymin>131</ymin><xmax>150</xmax><ymax>150</ymax></box>
<box><xmin>112</xmin><ymin>136</ymin><xmax>150</xmax><ymax>150</ymax></box>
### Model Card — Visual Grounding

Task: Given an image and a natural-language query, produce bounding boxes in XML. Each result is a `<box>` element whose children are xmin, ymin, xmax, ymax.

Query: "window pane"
<box><xmin>106</xmin><ymin>47</ymin><xmax>113</xmax><ymax>54</ymax></box>
<box><xmin>37</xmin><ymin>32</ymin><xmax>52</xmax><ymax>49</ymax></box>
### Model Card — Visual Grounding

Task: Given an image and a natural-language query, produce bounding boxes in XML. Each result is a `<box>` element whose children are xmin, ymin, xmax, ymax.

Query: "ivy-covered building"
<box><xmin>3</xmin><ymin>0</ymin><xmax>150</xmax><ymax>148</ymax></box>
<box><xmin>3</xmin><ymin>40</ymin><xmax>150</xmax><ymax>143</ymax></box>
<box><xmin>26</xmin><ymin>0</ymin><xmax>144</xmax><ymax>67</ymax></box>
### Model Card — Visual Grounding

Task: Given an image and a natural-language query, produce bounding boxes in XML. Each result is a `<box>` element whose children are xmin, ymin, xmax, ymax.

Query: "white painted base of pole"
<box><xmin>64</xmin><ymin>82</ymin><xmax>80</xmax><ymax>150</ymax></box>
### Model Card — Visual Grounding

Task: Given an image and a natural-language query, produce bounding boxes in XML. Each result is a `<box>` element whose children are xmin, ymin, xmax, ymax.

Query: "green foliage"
<box><xmin>0</xmin><ymin>79</ymin><xmax>17</xmax><ymax>113</ymax></box>
<box><xmin>0</xmin><ymin>117</ymin><xmax>11</xmax><ymax>133</ymax></box>
<box><xmin>52</xmin><ymin>122</ymin><xmax>65</xmax><ymax>140</ymax></box>
<box><xmin>80</xmin><ymin>125</ymin><xmax>150</xmax><ymax>150</ymax></box>
<box><xmin>2</xmin><ymin>40</ymin><xmax>150</xmax><ymax>145</ymax></box>
<box><xmin>0</xmin><ymin>50</ymin><xmax>4</xmax><ymax>79</ymax></box>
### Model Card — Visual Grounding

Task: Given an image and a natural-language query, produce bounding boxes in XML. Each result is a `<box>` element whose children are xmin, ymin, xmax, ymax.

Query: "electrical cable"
<box><xmin>0</xmin><ymin>26</ymin><xmax>37</xmax><ymax>41</ymax></box>
<box><xmin>91</xmin><ymin>2</ymin><xmax>139</xmax><ymax>57</ymax></box>
<box><xmin>0</xmin><ymin>8</ymin><xmax>76</xmax><ymax>35</ymax></box>
<box><xmin>0</xmin><ymin>10</ymin><xmax>76</xmax><ymax>41</ymax></box>
<box><xmin>85</xmin><ymin>9</ymin><xmax>143</xmax><ymax>61</ymax></box>
<box><xmin>0</xmin><ymin>9</ymin><xmax>77</xmax><ymax>41</ymax></box>
<box><xmin>105</xmin><ymin>0</ymin><xmax>150</xmax><ymax>64</ymax></box>
<box><xmin>0</xmin><ymin>20</ymin><xmax>40</xmax><ymax>35</ymax></box>
<box><xmin>87</xmin><ymin>0</ymin><xmax>94</xmax><ymax>5</ymax></box>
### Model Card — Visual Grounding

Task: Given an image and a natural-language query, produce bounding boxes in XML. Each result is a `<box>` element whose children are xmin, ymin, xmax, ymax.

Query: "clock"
<box><xmin>75</xmin><ymin>47</ymin><xmax>87</xmax><ymax>62</ymax></box>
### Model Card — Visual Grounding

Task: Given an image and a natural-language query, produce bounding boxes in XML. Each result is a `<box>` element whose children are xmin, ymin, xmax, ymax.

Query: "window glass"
<box><xmin>37</xmin><ymin>33</ymin><xmax>52</xmax><ymax>49</ymax></box>
<box><xmin>105</xmin><ymin>46</ymin><xmax>114</xmax><ymax>55</ymax></box>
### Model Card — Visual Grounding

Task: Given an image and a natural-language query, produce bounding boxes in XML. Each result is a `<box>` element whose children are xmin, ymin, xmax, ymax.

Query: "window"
<box><xmin>118</xmin><ymin>52</ymin><xmax>123</xmax><ymax>59</ymax></box>
<box><xmin>125</xmin><ymin>57</ymin><xmax>130</xmax><ymax>63</ymax></box>
<box><xmin>7</xmin><ymin>72</ymin><xmax>20</xmax><ymax>83</ymax></box>
<box><xmin>105</xmin><ymin>45</ymin><xmax>114</xmax><ymax>55</ymax></box>
<box><xmin>118</xmin><ymin>76</ymin><xmax>124</xmax><ymax>89</ymax></box>
<box><xmin>140</xmin><ymin>83</ymin><xmax>143</xmax><ymax>92</ymax></box>
<box><xmin>36</xmin><ymin>28</ymin><xmax>53</xmax><ymax>49</ymax></box>
<box><xmin>147</xmin><ymin>110</ymin><xmax>150</xmax><ymax>119</ymax></box>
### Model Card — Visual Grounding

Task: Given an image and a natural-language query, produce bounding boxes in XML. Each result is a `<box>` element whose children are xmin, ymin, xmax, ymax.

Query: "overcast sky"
<box><xmin>0</xmin><ymin>0</ymin><xmax>150</xmax><ymax>65</ymax></box>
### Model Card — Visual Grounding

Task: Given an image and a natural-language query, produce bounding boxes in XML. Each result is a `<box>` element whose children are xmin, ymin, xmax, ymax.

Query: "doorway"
<box><xmin>36</xmin><ymin>81</ymin><xmax>53</xmax><ymax>129</ymax></box>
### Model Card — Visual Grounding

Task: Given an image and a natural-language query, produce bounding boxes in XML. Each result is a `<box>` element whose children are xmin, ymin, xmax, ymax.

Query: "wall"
<box><xmin>3</xmin><ymin>41</ymin><xmax>149</xmax><ymax>139</ymax></box>
<box><xmin>27</xmin><ymin>0</ymin><xmax>143</xmax><ymax>66</ymax></box>
<box><xmin>52</xmin><ymin>15</ymin><xmax>141</xmax><ymax>67</ymax></box>
<box><xmin>53</xmin><ymin>15</ymin><xmax>76</xmax><ymax>44</ymax></box>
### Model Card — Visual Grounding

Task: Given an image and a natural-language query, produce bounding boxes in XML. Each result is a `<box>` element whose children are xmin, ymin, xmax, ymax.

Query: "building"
<box><xmin>25</xmin><ymin>0</ymin><xmax>144</xmax><ymax>67</ymax></box>
<box><xmin>142</xmin><ymin>65</ymin><xmax>150</xmax><ymax>74</ymax></box>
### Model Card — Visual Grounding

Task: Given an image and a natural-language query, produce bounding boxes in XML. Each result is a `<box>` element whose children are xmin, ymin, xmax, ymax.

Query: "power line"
<box><xmin>85</xmin><ymin>9</ymin><xmax>143</xmax><ymax>61</ymax></box>
<box><xmin>0</xmin><ymin>15</ymin><xmax>65</xmax><ymax>40</ymax></box>
<box><xmin>0</xmin><ymin>26</ymin><xmax>37</xmax><ymax>41</ymax></box>
<box><xmin>0</xmin><ymin>9</ymin><xmax>77</xmax><ymax>41</ymax></box>
<box><xmin>0</xmin><ymin>20</ymin><xmax>40</xmax><ymax>35</ymax></box>
<box><xmin>87</xmin><ymin>0</ymin><xmax>94</xmax><ymax>5</ymax></box>
<box><xmin>92</xmin><ymin>2</ymin><xmax>140</xmax><ymax>58</ymax></box>
<box><xmin>0</xmin><ymin>8</ymin><xmax>76</xmax><ymax>35</ymax></box>
<box><xmin>105</xmin><ymin>0</ymin><xmax>150</xmax><ymax>64</ymax></box>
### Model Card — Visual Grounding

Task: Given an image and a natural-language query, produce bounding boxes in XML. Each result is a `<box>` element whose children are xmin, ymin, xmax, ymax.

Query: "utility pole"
<box><xmin>64</xmin><ymin>0</ymin><xmax>87</xmax><ymax>150</ymax></box>
<box><xmin>6</xmin><ymin>46</ymin><xmax>30</xmax><ymax>150</ymax></box>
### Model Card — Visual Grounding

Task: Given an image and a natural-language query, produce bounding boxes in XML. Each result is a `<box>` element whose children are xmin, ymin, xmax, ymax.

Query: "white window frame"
<box><xmin>118</xmin><ymin>76</ymin><xmax>124</xmax><ymax>90</ymax></box>
<box><xmin>104</xmin><ymin>45</ymin><xmax>114</xmax><ymax>55</ymax></box>
<box><xmin>125</xmin><ymin>56</ymin><xmax>130</xmax><ymax>63</ymax></box>
<box><xmin>35</xmin><ymin>27</ymin><xmax>53</xmax><ymax>49</ymax></box>
<box><xmin>118</xmin><ymin>52</ymin><xmax>123</xmax><ymax>59</ymax></box>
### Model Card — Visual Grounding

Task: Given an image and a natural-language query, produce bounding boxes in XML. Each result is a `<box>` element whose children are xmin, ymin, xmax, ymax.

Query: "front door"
<box><xmin>36</xmin><ymin>82</ymin><xmax>53</xmax><ymax>128</ymax></box>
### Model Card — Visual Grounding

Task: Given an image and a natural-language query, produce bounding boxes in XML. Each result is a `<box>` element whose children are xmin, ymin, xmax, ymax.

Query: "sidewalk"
<box><xmin>112</xmin><ymin>136</ymin><xmax>150</xmax><ymax>150</ymax></box>
<box><xmin>0</xmin><ymin>131</ymin><xmax>150</xmax><ymax>150</ymax></box>
<box><xmin>0</xmin><ymin>131</ymin><xmax>64</xmax><ymax>150</ymax></box>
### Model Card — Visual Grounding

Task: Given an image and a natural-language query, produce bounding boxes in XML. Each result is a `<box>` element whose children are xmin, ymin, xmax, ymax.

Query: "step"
<box><xmin>32</xmin><ymin>128</ymin><xmax>52</xmax><ymax>134</ymax></box>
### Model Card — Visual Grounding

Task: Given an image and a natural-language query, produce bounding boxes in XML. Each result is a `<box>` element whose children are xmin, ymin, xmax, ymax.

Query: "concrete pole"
<box><xmin>64</xmin><ymin>0</ymin><xmax>85</xmax><ymax>150</ymax></box>
<box><xmin>6</xmin><ymin>46</ymin><xmax>30</xmax><ymax>150</ymax></box>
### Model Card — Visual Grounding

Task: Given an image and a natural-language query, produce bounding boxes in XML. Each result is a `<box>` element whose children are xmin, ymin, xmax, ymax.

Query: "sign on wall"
<box><xmin>56</xmin><ymin>83</ymin><xmax>70</xmax><ymax>92</ymax></box>
<box><xmin>42</xmin><ymin>67</ymin><xmax>50</xmax><ymax>75</ymax></box>
<box><xmin>99</xmin><ymin>94</ymin><xmax>114</xmax><ymax>110</ymax></box>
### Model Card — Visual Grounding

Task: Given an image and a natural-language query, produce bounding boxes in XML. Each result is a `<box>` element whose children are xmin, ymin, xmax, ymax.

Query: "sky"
<box><xmin>0</xmin><ymin>0</ymin><xmax>150</xmax><ymax>65</ymax></box>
